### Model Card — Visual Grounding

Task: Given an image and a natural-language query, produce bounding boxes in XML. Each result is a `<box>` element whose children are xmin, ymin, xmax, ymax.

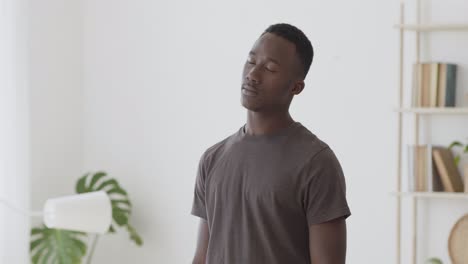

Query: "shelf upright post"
<box><xmin>412</xmin><ymin>0</ymin><xmax>422</xmax><ymax>263</ymax></box>
<box><xmin>396</xmin><ymin>2</ymin><xmax>405</xmax><ymax>264</ymax></box>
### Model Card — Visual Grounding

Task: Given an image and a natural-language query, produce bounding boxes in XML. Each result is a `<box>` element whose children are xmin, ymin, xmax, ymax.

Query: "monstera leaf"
<box><xmin>75</xmin><ymin>171</ymin><xmax>143</xmax><ymax>246</ymax></box>
<box><xmin>30</xmin><ymin>171</ymin><xmax>143</xmax><ymax>264</ymax></box>
<box><xmin>30</xmin><ymin>226</ymin><xmax>87</xmax><ymax>264</ymax></box>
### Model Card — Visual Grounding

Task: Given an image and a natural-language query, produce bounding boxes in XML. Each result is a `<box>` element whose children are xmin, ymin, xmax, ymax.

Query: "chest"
<box><xmin>205</xmin><ymin>150</ymin><xmax>303</xmax><ymax>207</ymax></box>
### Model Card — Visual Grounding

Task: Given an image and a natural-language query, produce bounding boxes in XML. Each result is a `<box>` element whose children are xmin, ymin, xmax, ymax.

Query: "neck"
<box><xmin>244</xmin><ymin>110</ymin><xmax>295</xmax><ymax>136</ymax></box>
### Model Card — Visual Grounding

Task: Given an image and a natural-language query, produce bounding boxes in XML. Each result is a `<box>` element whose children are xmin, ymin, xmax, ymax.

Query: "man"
<box><xmin>191</xmin><ymin>23</ymin><xmax>351</xmax><ymax>264</ymax></box>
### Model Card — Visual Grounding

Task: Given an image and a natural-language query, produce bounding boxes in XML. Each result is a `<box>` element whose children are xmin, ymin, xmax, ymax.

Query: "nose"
<box><xmin>246</xmin><ymin>66</ymin><xmax>261</xmax><ymax>84</ymax></box>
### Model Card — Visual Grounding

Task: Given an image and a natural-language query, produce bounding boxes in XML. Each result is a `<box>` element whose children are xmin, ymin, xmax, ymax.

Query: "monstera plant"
<box><xmin>30</xmin><ymin>171</ymin><xmax>143</xmax><ymax>264</ymax></box>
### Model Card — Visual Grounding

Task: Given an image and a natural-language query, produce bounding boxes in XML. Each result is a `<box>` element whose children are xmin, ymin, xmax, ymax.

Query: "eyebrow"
<box><xmin>249</xmin><ymin>51</ymin><xmax>281</xmax><ymax>65</ymax></box>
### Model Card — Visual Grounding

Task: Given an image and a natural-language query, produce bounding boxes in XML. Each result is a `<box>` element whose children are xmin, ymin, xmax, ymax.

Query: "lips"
<box><xmin>242</xmin><ymin>85</ymin><xmax>259</xmax><ymax>95</ymax></box>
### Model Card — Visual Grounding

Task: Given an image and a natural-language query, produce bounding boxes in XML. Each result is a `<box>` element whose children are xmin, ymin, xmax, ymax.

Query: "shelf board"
<box><xmin>394</xmin><ymin>23</ymin><xmax>468</xmax><ymax>32</ymax></box>
<box><xmin>392</xmin><ymin>192</ymin><xmax>468</xmax><ymax>199</ymax></box>
<box><xmin>395</xmin><ymin>107</ymin><xmax>468</xmax><ymax>115</ymax></box>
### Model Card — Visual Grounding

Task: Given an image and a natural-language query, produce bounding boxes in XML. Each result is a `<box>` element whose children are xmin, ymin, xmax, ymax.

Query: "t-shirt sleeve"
<box><xmin>191</xmin><ymin>152</ymin><xmax>208</xmax><ymax>220</ymax></box>
<box><xmin>302</xmin><ymin>147</ymin><xmax>351</xmax><ymax>226</ymax></box>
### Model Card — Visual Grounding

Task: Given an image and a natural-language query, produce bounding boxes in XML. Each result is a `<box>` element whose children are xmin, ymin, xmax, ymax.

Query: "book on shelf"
<box><xmin>407</xmin><ymin>144</ymin><xmax>443</xmax><ymax>192</ymax></box>
<box><xmin>432</xmin><ymin>146</ymin><xmax>464</xmax><ymax>192</ymax></box>
<box><xmin>412</xmin><ymin>62</ymin><xmax>457</xmax><ymax>107</ymax></box>
<box><xmin>438</xmin><ymin>64</ymin><xmax>458</xmax><ymax>107</ymax></box>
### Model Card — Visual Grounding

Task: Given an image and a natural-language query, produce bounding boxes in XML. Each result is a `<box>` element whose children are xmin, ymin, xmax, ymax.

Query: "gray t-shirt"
<box><xmin>191</xmin><ymin>121</ymin><xmax>351</xmax><ymax>264</ymax></box>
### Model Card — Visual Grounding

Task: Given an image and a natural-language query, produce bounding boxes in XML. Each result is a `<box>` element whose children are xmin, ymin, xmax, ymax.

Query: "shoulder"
<box><xmin>292</xmin><ymin>124</ymin><xmax>343</xmax><ymax>172</ymax></box>
<box><xmin>292</xmin><ymin>123</ymin><xmax>333</xmax><ymax>160</ymax></box>
<box><xmin>198</xmin><ymin>130</ymin><xmax>238</xmax><ymax>171</ymax></box>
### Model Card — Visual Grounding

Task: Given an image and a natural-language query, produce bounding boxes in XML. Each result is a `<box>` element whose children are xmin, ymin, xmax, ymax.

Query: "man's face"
<box><xmin>241</xmin><ymin>32</ymin><xmax>303</xmax><ymax>113</ymax></box>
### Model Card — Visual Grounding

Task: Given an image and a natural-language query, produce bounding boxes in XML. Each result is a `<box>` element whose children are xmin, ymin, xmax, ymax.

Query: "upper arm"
<box><xmin>192</xmin><ymin>219</ymin><xmax>209</xmax><ymax>264</ymax></box>
<box><xmin>191</xmin><ymin>152</ymin><xmax>208</xmax><ymax>219</ymax></box>
<box><xmin>302</xmin><ymin>147</ymin><xmax>351</xmax><ymax>226</ymax></box>
<box><xmin>308</xmin><ymin>217</ymin><xmax>347</xmax><ymax>264</ymax></box>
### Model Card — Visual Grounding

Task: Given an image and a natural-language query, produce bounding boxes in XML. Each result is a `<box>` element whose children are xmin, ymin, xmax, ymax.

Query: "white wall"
<box><xmin>26</xmin><ymin>0</ymin><xmax>468</xmax><ymax>263</ymax></box>
<box><xmin>0</xmin><ymin>0</ymin><xmax>30</xmax><ymax>262</ymax></box>
<box><xmin>82</xmin><ymin>0</ymin><xmax>399</xmax><ymax>263</ymax></box>
<box><xmin>28</xmin><ymin>0</ymin><xmax>84</xmax><ymax>223</ymax></box>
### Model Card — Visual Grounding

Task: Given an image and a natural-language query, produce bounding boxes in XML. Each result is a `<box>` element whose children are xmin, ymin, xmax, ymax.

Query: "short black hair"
<box><xmin>262</xmin><ymin>23</ymin><xmax>313</xmax><ymax>79</ymax></box>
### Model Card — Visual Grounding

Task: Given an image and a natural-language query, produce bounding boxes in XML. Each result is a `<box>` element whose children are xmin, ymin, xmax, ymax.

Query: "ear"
<box><xmin>291</xmin><ymin>80</ymin><xmax>305</xmax><ymax>95</ymax></box>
